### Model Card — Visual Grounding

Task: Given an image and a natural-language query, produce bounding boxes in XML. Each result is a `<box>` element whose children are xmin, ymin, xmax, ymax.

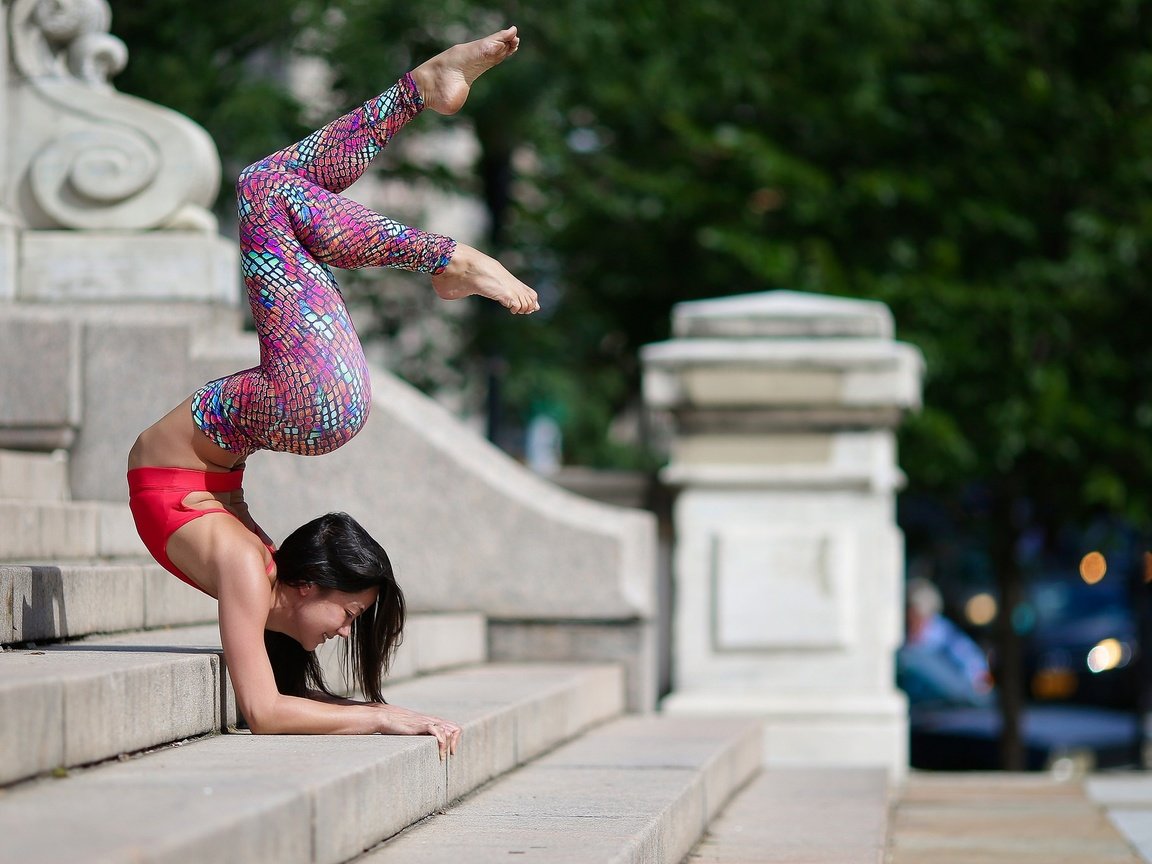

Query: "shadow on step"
<box><xmin>47</xmin><ymin>644</ymin><xmax>220</xmax><ymax>654</ymax></box>
<box><xmin>19</xmin><ymin>566</ymin><xmax>67</xmax><ymax>641</ymax></box>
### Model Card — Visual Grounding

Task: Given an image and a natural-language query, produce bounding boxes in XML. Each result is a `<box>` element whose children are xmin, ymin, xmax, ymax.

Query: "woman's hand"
<box><xmin>376</xmin><ymin>704</ymin><xmax>462</xmax><ymax>760</ymax></box>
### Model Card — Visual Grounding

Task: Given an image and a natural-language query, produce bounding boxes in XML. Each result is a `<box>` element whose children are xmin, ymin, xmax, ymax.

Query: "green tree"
<box><xmin>107</xmin><ymin>0</ymin><xmax>327</xmax><ymax>203</ymax></box>
<box><xmin>532</xmin><ymin>0</ymin><xmax>1152</xmax><ymax>767</ymax></box>
<box><xmin>110</xmin><ymin>0</ymin><xmax>1152</xmax><ymax>767</ymax></box>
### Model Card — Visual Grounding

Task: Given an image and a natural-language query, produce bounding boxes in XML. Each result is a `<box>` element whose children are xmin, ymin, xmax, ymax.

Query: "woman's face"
<box><xmin>294</xmin><ymin>585</ymin><xmax>379</xmax><ymax>651</ymax></box>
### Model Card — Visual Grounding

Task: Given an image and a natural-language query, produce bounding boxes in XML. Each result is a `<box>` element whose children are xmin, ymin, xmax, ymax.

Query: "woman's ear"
<box><xmin>297</xmin><ymin>582</ymin><xmax>316</xmax><ymax>598</ymax></box>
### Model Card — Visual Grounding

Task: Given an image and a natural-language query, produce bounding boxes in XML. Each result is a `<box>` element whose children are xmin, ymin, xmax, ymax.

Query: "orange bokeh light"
<box><xmin>1080</xmin><ymin>551</ymin><xmax>1107</xmax><ymax>585</ymax></box>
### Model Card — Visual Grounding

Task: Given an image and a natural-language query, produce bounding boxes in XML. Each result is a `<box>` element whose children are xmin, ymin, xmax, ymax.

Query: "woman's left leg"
<box><xmin>191</xmin><ymin>78</ymin><xmax>454</xmax><ymax>458</ymax></box>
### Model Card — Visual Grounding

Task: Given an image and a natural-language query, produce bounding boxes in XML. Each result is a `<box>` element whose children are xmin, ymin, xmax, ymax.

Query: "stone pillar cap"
<box><xmin>673</xmin><ymin>290</ymin><xmax>893</xmax><ymax>340</ymax></box>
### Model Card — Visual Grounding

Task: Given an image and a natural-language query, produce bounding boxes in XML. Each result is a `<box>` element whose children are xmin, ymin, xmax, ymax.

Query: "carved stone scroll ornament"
<box><xmin>9</xmin><ymin>0</ymin><xmax>221</xmax><ymax>230</ymax></box>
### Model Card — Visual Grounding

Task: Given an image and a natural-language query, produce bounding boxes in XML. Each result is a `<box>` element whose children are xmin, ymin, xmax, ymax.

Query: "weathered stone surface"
<box><xmin>0</xmin><ymin>316</ymin><xmax>76</xmax><ymax>450</ymax></box>
<box><xmin>489</xmin><ymin>619</ymin><xmax>652</xmax><ymax>713</ymax></box>
<box><xmin>644</xmin><ymin>290</ymin><xmax>920</xmax><ymax>776</ymax></box>
<box><xmin>671</xmin><ymin>290</ymin><xmax>895</xmax><ymax>340</ymax></box>
<box><xmin>7</xmin><ymin>2</ymin><xmax>220</xmax><ymax>232</ymax></box>
<box><xmin>363</xmin><ymin>715</ymin><xmax>762</xmax><ymax>864</ymax></box>
<box><xmin>0</xmin><ymin>663</ymin><xmax>623</xmax><ymax>863</ymax></box>
<box><xmin>0</xmin><ymin>658</ymin><xmax>64</xmax><ymax>785</ymax></box>
<box><xmin>0</xmin><ymin>449</ymin><xmax>69</xmax><ymax>501</ymax></box>
<box><xmin>0</xmin><ymin>562</ymin><xmax>217</xmax><ymax>645</ymax></box>
<box><xmin>19</xmin><ymin>232</ymin><xmax>237</xmax><ymax>303</ymax></box>
<box><xmin>247</xmin><ymin>369</ymin><xmax>657</xmax><ymax>622</ymax></box>
<box><xmin>0</xmin><ymin>648</ymin><xmax>219</xmax><ymax>785</ymax></box>
<box><xmin>0</xmin><ymin>223</ymin><xmax>15</xmax><ymax>302</ymax></box>
<box><xmin>890</xmin><ymin>773</ymin><xmax>1143</xmax><ymax>864</ymax></box>
<box><xmin>0</xmin><ymin>502</ymin><xmax>99</xmax><ymax>561</ymax></box>
<box><xmin>72</xmin><ymin>320</ymin><xmax>195</xmax><ymax>502</ymax></box>
<box><xmin>7</xmin><ymin>561</ymin><xmax>143</xmax><ymax>643</ymax></box>
<box><xmin>142</xmin><ymin>567</ymin><xmax>219</xmax><ymax>629</ymax></box>
<box><xmin>686</xmin><ymin>768</ymin><xmax>890</xmax><ymax>863</ymax></box>
<box><xmin>95</xmin><ymin>501</ymin><xmax>148</xmax><ymax>557</ymax></box>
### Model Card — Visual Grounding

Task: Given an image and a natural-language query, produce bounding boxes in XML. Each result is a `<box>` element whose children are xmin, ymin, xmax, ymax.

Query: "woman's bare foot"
<box><xmin>409</xmin><ymin>27</ymin><xmax>520</xmax><ymax>115</ymax></box>
<box><xmin>431</xmin><ymin>243</ymin><xmax>539</xmax><ymax>315</ymax></box>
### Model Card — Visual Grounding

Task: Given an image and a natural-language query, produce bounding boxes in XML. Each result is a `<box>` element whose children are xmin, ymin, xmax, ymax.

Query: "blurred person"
<box><xmin>127</xmin><ymin>28</ymin><xmax>536</xmax><ymax>755</ymax></box>
<box><xmin>898</xmin><ymin>577</ymin><xmax>994</xmax><ymax>707</ymax></box>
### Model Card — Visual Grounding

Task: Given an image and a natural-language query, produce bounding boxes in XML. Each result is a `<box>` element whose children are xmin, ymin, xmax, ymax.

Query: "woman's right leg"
<box><xmin>256</xmin><ymin>27</ymin><xmax>521</xmax><ymax>194</ymax></box>
<box><xmin>191</xmin><ymin>30</ymin><xmax>535</xmax><ymax>458</ymax></box>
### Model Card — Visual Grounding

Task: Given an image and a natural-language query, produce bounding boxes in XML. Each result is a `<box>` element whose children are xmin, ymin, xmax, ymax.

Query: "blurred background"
<box><xmin>106</xmin><ymin>0</ymin><xmax>1152</xmax><ymax>770</ymax></box>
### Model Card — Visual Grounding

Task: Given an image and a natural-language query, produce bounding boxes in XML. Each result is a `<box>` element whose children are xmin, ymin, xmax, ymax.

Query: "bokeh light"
<box><xmin>1086</xmin><ymin>638</ymin><xmax>1127</xmax><ymax>673</ymax></box>
<box><xmin>1032</xmin><ymin>667</ymin><xmax>1077</xmax><ymax>700</ymax></box>
<box><xmin>965</xmin><ymin>593</ymin><xmax>998</xmax><ymax>627</ymax></box>
<box><xmin>1079</xmin><ymin>551</ymin><xmax>1107</xmax><ymax>585</ymax></box>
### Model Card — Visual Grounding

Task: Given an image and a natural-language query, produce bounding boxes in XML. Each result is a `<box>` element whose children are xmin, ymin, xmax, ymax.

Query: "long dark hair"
<box><xmin>264</xmin><ymin>512</ymin><xmax>404</xmax><ymax>704</ymax></box>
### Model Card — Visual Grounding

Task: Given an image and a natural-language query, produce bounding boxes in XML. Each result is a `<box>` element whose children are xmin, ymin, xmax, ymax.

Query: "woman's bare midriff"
<box><xmin>128</xmin><ymin>396</ymin><xmax>245</xmax><ymax>473</ymax></box>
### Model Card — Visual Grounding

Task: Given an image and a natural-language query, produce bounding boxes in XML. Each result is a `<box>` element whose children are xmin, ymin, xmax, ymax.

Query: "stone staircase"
<box><xmin>0</xmin><ymin>448</ymin><xmax>893</xmax><ymax>863</ymax></box>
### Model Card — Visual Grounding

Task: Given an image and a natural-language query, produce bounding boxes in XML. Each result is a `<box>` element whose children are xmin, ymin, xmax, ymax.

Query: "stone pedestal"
<box><xmin>642</xmin><ymin>291</ymin><xmax>924</xmax><ymax>775</ymax></box>
<box><xmin>0</xmin><ymin>0</ymin><xmax>237</xmax><ymax>451</ymax></box>
<box><xmin>18</xmin><ymin>231</ymin><xmax>237</xmax><ymax>303</ymax></box>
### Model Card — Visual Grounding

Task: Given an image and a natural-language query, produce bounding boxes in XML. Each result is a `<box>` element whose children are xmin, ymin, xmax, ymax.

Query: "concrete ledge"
<box><xmin>490</xmin><ymin>618</ymin><xmax>657</xmax><ymax>714</ymax></box>
<box><xmin>0</xmin><ymin>612</ymin><xmax>514</xmax><ymax>790</ymax></box>
<box><xmin>0</xmin><ymin>450</ymin><xmax>69</xmax><ymax>501</ymax></box>
<box><xmin>0</xmin><ymin>648</ymin><xmax>224</xmax><ymax>786</ymax></box>
<box><xmin>19</xmin><ymin>232</ymin><xmax>239</xmax><ymax>304</ymax></box>
<box><xmin>91</xmin><ymin>612</ymin><xmax>487</xmax><ymax>692</ymax></box>
<box><xmin>359</xmin><ymin>611</ymin><xmax>487</xmax><ymax>682</ymax></box>
<box><xmin>95</xmin><ymin>502</ymin><xmax>149</xmax><ymax>557</ymax></box>
<box><xmin>361</xmin><ymin>715</ymin><xmax>763</xmax><ymax>864</ymax></box>
<box><xmin>663</xmin><ymin>689</ymin><xmax>908</xmax><ymax>775</ymax></box>
<box><xmin>686</xmin><ymin>767</ymin><xmax>890</xmax><ymax>863</ymax></box>
<box><xmin>0</xmin><ymin>500</ymin><xmax>98</xmax><ymax>560</ymax></box>
<box><xmin>0</xmin><ymin>663</ymin><xmax>623</xmax><ymax>863</ymax></box>
<box><xmin>0</xmin><ymin>498</ymin><xmax>144</xmax><ymax>562</ymax></box>
<box><xmin>0</xmin><ymin>561</ymin><xmax>217</xmax><ymax>645</ymax></box>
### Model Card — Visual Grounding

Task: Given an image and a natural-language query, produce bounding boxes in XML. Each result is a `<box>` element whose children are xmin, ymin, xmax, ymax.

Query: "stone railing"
<box><xmin>0</xmin><ymin>2</ymin><xmax>660</xmax><ymax>709</ymax></box>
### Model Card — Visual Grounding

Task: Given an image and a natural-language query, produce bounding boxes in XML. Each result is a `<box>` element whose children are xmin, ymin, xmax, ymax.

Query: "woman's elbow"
<box><xmin>239</xmin><ymin>698</ymin><xmax>284</xmax><ymax>735</ymax></box>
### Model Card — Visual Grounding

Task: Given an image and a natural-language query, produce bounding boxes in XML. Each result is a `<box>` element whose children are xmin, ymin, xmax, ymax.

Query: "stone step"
<box><xmin>684</xmin><ymin>767</ymin><xmax>890</xmax><ymax>863</ymax></box>
<box><xmin>0</xmin><ymin>612</ymin><xmax>488</xmax><ymax>787</ymax></box>
<box><xmin>0</xmin><ymin>643</ymin><xmax>225</xmax><ymax>788</ymax></box>
<box><xmin>1</xmin><ymin>559</ymin><xmax>217</xmax><ymax>645</ymax></box>
<box><xmin>358</xmin><ymin>715</ymin><xmax>762</xmax><ymax>864</ymax></box>
<box><xmin>0</xmin><ymin>662</ymin><xmax>625</xmax><ymax>864</ymax></box>
<box><xmin>0</xmin><ymin>449</ymin><xmax>70</xmax><ymax>501</ymax></box>
<box><xmin>0</xmin><ymin>498</ymin><xmax>143</xmax><ymax>561</ymax></box>
<box><xmin>86</xmin><ymin>612</ymin><xmax>488</xmax><ymax>685</ymax></box>
<box><xmin>889</xmin><ymin>772</ymin><xmax>1147</xmax><ymax>864</ymax></box>
<box><xmin>1086</xmin><ymin>775</ymin><xmax>1152</xmax><ymax>864</ymax></box>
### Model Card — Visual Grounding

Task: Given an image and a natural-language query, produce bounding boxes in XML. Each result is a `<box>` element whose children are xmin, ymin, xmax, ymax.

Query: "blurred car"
<box><xmin>1025</xmin><ymin>574</ymin><xmax>1140</xmax><ymax>710</ymax></box>
<box><xmin>910</xmin><ymin>703</ymin><xmax>1141</xmax><ymax>772</ymax></box>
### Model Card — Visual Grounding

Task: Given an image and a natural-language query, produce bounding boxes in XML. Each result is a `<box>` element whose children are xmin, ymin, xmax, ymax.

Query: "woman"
<box><xmin>127</xmin><ymin>28</ymin><xmax>538</xmax><ymax>759</ymax></box>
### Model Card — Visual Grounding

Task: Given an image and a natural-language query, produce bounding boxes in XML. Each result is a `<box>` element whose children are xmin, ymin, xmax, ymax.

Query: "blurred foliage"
<box><xmin>105</xmin><ymin>0</ymin><xmax>1152</xmax><ymax>767</ymax></box>
<box><xmin>107</xmin><ymin>0</ymin><xmax>327</xmax><ymax>201</ymax></box>
<box><xmin>107</xmin><ymin>0</ymin><xmax>1152</xmax><ymax>525</ymax></box>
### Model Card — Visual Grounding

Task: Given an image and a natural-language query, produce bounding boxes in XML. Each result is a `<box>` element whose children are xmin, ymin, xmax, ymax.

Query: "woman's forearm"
<box><xmin>244</xmin><ymin>694</ymin><xmax>461</xmax><ymax>758</ymax></box>
<box><xmin>246</xmin><ymin>692</ymin><xmax>386</xmax><ymax>734</ymax></box>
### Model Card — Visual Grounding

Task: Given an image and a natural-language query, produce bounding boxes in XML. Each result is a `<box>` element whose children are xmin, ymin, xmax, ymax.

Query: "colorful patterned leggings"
<box><xmin>191</xmin><ymin>74</ymin><xmax>456</xmax><ymax>458</ymax></box>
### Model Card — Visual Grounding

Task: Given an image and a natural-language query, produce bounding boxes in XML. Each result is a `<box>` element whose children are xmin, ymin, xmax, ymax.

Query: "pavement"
<box><xmin>887</xmin><ymin>771</ymin><xmax>1152</xmax><ymax>864</ymax></box>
